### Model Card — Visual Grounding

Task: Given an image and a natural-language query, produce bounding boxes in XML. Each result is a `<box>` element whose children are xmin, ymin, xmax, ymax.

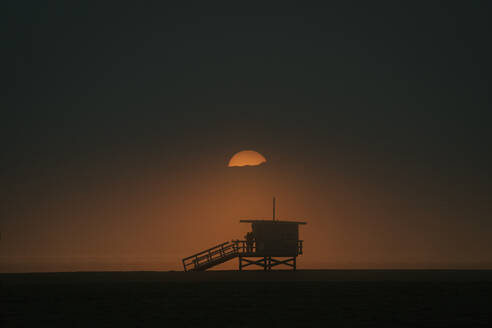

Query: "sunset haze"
<box><xmin>3</xmin><ymin>1</ymin><xmax>491</xmax><ymax>273</ymax></box>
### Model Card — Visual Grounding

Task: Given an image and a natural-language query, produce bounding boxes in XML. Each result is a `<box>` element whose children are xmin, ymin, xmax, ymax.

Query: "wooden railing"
<box><xmin>182</xmin><ymin>241</ymin><xmax>238</xmax><ymax>272</ymax></box>
<box><xmin>232</xmin><ymin>240</ymin><xmax>303</xmax><ymax>254</ymax></box>
<box><xmin>298</xmin><ymin>240</ymin><xmax>303</xmax><ymax>255</ymax></box>
<box><xmin>233</xmin><ymin>240</ymin><xmax>256</xmax><ymax>253</ymax></box>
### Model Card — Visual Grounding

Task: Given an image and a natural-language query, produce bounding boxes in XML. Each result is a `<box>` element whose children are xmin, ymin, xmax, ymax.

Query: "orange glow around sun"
<box><xmin>228</xmin><ymin>150</ymin><xmax>267</xmax><ymax>167</ymax></box>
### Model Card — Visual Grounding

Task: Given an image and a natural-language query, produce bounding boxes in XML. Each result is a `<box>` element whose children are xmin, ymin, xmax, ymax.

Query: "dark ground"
<box><xmin>1</xmin><ymin>270</ymin><xmax>491</xmax><ymax>327</ymax></box>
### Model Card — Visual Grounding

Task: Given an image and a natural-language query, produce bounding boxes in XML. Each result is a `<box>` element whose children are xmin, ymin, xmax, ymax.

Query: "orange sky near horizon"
<box><xmin>2</xmin><ymin>147</ymin><xmax>491</xmax><ymax>273</ymax></box>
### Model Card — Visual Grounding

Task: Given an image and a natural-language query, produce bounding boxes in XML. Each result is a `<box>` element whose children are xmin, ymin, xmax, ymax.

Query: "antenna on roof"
<box><xmin>273</xmin><ymin>197</ymin><xmax>276</xmax><ymax>221</ymax></box>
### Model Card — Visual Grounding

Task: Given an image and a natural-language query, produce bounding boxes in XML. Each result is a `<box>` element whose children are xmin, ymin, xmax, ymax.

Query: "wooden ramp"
<box><xmin>182</xmin><ymin>241</ymin><xmax>239</xmax><ymax>272</ymax></box>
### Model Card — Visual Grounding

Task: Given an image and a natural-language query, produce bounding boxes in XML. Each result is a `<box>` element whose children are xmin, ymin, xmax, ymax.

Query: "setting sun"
<box><xmin>228</xmin><ymin>150</ymin><xmax>267</xmax><ymax>167</ymax></box>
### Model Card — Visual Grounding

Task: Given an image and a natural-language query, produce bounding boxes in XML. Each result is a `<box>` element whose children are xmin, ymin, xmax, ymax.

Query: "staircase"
<box><xmin>182</xmin><ymin>241</ymin><xmax>240</xmax><ymax>271</ymax></box>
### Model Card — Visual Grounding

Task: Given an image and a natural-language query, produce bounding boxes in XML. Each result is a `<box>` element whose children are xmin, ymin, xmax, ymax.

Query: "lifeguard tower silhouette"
<box><xmin>182</xmin><ymin>198</ymin><xmax>306</xmax><ymax>271</ymax></box>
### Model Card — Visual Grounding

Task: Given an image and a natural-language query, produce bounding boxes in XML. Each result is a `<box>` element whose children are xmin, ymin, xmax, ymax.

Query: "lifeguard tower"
<box><xmin>182</xmin><ymin>198</ymin><xmax>306</xmax><ymax>271</ymax></box>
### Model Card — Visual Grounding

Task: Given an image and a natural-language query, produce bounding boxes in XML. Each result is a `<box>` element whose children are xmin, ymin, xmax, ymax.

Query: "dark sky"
<box><xmin>3</xmin><ymin>1</ymin><xmax>491</xmax><ymax>271</ymax></box>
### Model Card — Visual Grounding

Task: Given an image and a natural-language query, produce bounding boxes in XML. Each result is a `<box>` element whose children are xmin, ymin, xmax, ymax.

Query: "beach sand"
<box><xmin>2</xmin><ymin>270</ymin><xmax>491</xmax><ymax>327</ymax></box>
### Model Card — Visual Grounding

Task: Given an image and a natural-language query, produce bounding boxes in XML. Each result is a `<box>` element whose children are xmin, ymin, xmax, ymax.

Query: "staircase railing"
<box><xmin>182</xmin><ymin>241</ymin><xmax>238</xmax><ymax>271</ymax></box>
